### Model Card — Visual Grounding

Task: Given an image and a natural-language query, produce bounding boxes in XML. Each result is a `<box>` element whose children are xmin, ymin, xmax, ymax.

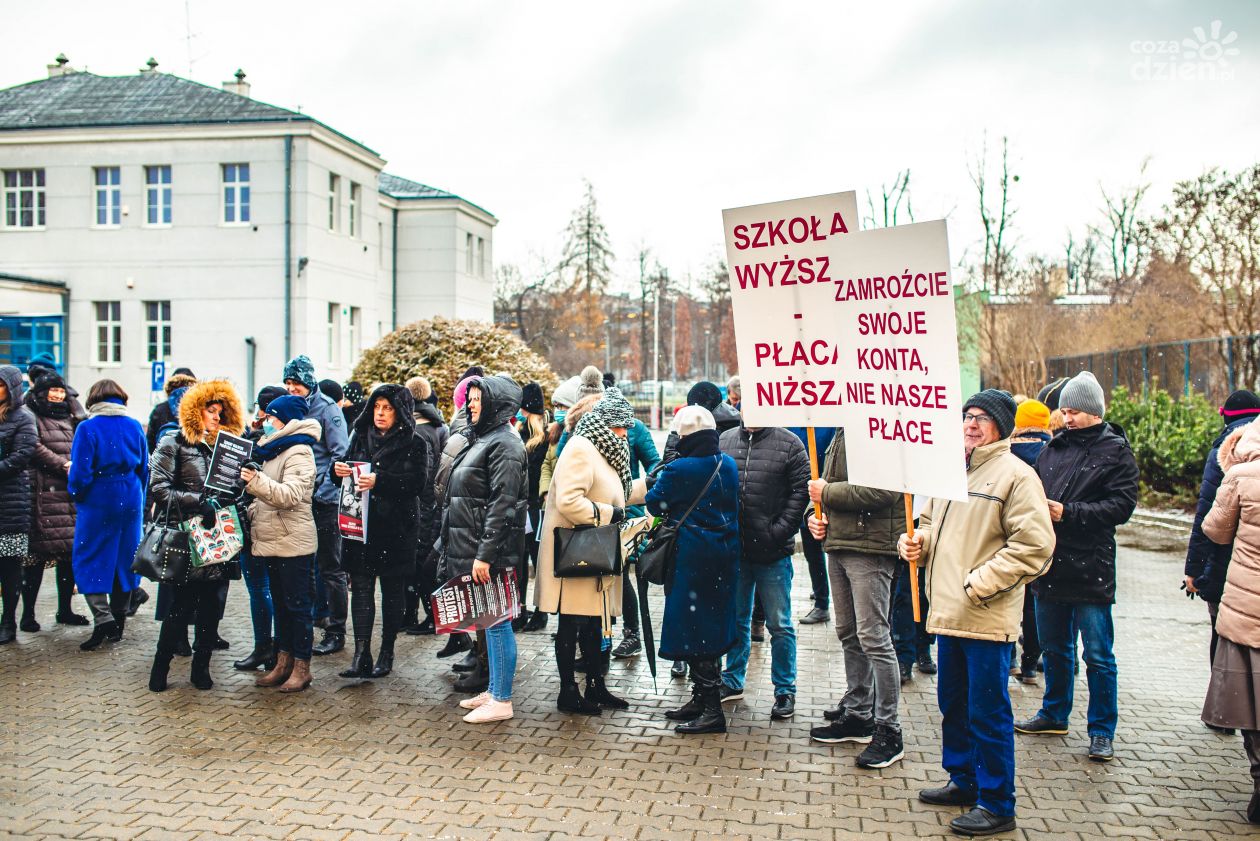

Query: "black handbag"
<box><xmin>131</xmin><ymin>447</ymin><xmax>193</xmax><ymax>585</ymax></box>
<box><xmin>553</xmin><ymin>503</ymin><xmax>623</xmax><ymax>578</ymax></box>
<box><xmin>636</xmin><ymin>458</ymin><xmax>722</xmax><ymax>588</ymax></box>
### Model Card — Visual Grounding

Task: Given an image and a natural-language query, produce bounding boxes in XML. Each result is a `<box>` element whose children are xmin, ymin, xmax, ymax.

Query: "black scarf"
<box><xmin>253</xmin><ymin>431</ymin><xmax>319</xmax><ymax>463</ymax></box>
<box><xmin>676</xmin><ymin>429</ymin><xmax>720</xmax><ymax>458</ymax></box>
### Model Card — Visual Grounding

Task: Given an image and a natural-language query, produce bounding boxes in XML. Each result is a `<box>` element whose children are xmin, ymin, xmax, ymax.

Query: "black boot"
<box><xmin>523</xmin><ymin>609</ymin><xmax>548</xmax><ymax>632</ymax></box>
<box><xmin>406</xmin><ymin>617</ymin><xmax>435</xmax><ymax>636</ymax></box>
<box><xmin>107</xmin><ymin>615</ymin><xmax>125</xmax><ymax>642</ymax></box>
<box><xmin>20</xmin><ymin>566</ymin><xmax>41</xmax><ymax>632</ymax></box>
<box><xmin>675</xmin><ymin>659</ymin><xmax>726</xmax><ymax>734</ymax></box>
<box><xmin>233</xmin><ymin>640</ymin><xmax>275</xmax><ymax>671</ymax></box>
<box><xmin>190</xmin><ymin>651</ymin><xmax>214</xmax><ymax>690</ymax></box>
<box><xmin>371</xmin><ymin>637</ymin><xmax>395</xmax><ymax>678</ymax></box>
<box><xmin>55</xmin><ymin>559</ymin><xmax>88</xmax><ymax>625</ymax></box>
<box><xmin>0</xmin><ymin>622</ymin><xmax>14</xmax><ymax>645</ymax></box>
<box><xmin>666</xmin><ymin>678</ymin><xmax>704</xmax><ymax>721</ymax></box>
<box><xmin>339</xmin><ymin>640</ymin><xmax>375</xmax><ymax>678</ymax></box>
<box><xmin>312</xmin><ymin>630</ymin><xmax>344</xmax><ymax>656</ymax></box>
<box><xmin>149</xmin><ymin>648</ymin><xmax>173</xmax><ymax>692</ymax></box>
<box><xmin>452</xmin><ymin>648</ymin><xmax>479</xmax><ymax>673</ymax></box>
<box><xmin>585</xmin><ymin>650</ymin><xmax>629</xmax><ymax>710</ymax></box>
<box><xmin>174</xmin><ymin>633</ymin><xmax>192</xmax><ymax>657</ymax></box>
<box><xmin>437</xmin><ymin>632</ymin><xmax>471</xmax><ymax>658</ymax></box>
<box><xmin>80</xmin><ymin>621</ymin><xmax>117</xmax><ymax>651</ymax></box>
<box><xmin>453</xmin><ymin>634</ymin><xmax>489</xmax><ymax>693</ymax></box>
<box><xmin>557</xmin><ymin>681</ymin><xmax>602</xmax><ymax>715</ymax></box>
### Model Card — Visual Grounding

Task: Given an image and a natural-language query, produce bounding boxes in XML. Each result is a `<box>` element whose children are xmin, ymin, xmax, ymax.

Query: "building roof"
<box><xmin>378</xmin><ymin>172</ymin><xmax>496</xmax><ymax>219</ymax></box>
<box><xmin>0</xmin><ymin>70</ymin><xmax>378</xmax><ymax>155</ymax></box>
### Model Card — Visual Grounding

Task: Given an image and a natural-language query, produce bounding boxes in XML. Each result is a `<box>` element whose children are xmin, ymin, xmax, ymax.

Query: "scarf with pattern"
<box><xmin>573</xmin><ymin>410</ymin><xmax>632</xmax><ymax>503</ymax></box>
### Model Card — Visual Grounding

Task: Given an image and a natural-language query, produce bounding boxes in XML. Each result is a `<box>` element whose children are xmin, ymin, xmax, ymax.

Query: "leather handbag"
<box><xmin>131</xmin><ymin>448</ymin><xmax>193</xmax><ymax>584</ymax></box>
<box><xmin>635</xmin><ymin>458</ymin><xmax>722</xmax><ymax>588</ymax></box>
<box><xmin>553</xmin><ymin>503</ymin><xmax>623</xmax><ymax>578</ymax></box>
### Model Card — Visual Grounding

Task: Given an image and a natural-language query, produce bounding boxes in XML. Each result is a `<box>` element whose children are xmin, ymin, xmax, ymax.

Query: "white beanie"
<box><xmin>673</xmin><ymin>405</ymin><xmax>716</xmax><ymax>438</ymax></box>
<box><xmin>551</xmin><ymin>376</ymin><xmax>582</xmax><ymax>408</ymax></box>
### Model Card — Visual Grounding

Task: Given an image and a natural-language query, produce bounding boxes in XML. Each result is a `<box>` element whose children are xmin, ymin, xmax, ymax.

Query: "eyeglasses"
<box><xmin>962</xmin><ymin>412</ymin><xmax>995</xmax><ymax>425</ymax></box>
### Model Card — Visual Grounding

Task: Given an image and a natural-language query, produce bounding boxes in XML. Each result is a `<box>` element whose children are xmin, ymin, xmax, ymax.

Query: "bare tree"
<box><xmin>1063</xmin><ymin>229</ymin><xmax>1103</xmax><ymax>295</ymax></box>
<box><xmin>968</xmin><ymin>134</ymin><xmax>1019</xmax><ymax>295</ymax></box>
<box><xmin>1097</xmin><ymin>158</ymin><xmax>1152</xmax><ymax>301</ymax></box>
<box><xmin>864</xmin><ymin>169</ymin><xmax>915</xmax><ymax>229</ymax></box>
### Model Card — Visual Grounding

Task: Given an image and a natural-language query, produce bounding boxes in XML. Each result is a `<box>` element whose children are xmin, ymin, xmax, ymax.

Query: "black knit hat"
<box><xmin>460</xmin><ymin>366</ymin><xmax>485</xmax><ymax>384</ymax></box>
<box><xmin>1221</xmin><ymin>389</ymin><xmax>1260</xmax><ymax>421</ymax></box>
<box><xmin>318</xmin><ymin>378</ymin><xmax>344</xmax><ymax>404</ymax></box>
<box><xmin>1036</xmin><ymin>377</ymin><xmax>1070</xmax><ymax>411</ymax></box>
<box><xmin>602</xmin><ymin>372</ymin><xmax>617</xmax><ymax>390</ymax></box>
<box><xmin>687</xmin><ymin>381</ymin><xmax>723</xmax><ymax>411</ymax></box>
<box><xmin>520</xmin><ymin>382</ymin><xmax>544</xmax><ymax>415</ymax></box>
<box><xmin>256</xmin><ymin>385</ymin><xmax>287</xmax><ymax>412</ymax></box>
<box><xmin>964</xmin><ymin>389</ymin><xmax>1018</xmax><ymax>439</ymax></box>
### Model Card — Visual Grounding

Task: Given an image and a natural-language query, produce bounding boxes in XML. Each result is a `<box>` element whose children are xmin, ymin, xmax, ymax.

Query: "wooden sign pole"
<box><xmin>904</xmin><ymin>492</ymin><xmax>920</xmax><ymax>624</ymax></box>
<box><xmin>806</xmin><ymin>428</ymin><xmax>822</xmax><ymax>520</ymax></box>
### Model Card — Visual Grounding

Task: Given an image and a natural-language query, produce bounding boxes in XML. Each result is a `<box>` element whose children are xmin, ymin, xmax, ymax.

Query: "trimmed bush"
<box><xmin>352</xmin><ymin>317</ymin><xmax>558</xmax><ymax>418</ymax></box>
<box><xmin>1106</xmin><ymin>386</ymin><xmax>1220</xmax><ymax>507</ymax></box>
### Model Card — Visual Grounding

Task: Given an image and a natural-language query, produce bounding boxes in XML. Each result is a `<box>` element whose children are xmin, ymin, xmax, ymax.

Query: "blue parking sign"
<box><xmin>151</xmin><ymin>361</ymin><xmax>166</xmax><ymax>392</ymax></box>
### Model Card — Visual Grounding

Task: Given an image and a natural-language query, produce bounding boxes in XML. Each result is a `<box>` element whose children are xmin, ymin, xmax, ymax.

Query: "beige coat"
<box><xmin>245</xmin><ymin>418</ymin><xmax>321</xmax><ymax>558</ymax></box>
<box><xmin>916</xmin><ymin>439</ymin><xmax>1055</xmax><ymax>643</ymax></box>
<box><xmin>1204</xmin><ymin>421</ymin><xmax>1260</xmax><ymax>649</ymax></box>
<box><xmin>534</xmin><ymin>435</ymin><xmax>646</xmax><ymax>621</ymax></box>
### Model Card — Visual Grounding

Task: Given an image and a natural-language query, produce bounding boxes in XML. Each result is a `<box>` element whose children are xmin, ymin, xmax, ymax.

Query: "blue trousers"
<box><xmin>486</xmin><ymin>620</ymin><xmax>517</xmax><ymax>702</ymax></box>
<box><xmin>722</xmin><ymin>557</ymin><xmax>797</xmax><ymax>696</ymax></box>
<box><xmin>938</xmin><ymin>635</ymin><xmax>1017</xmax><ymax>817</ymax></box>
<box><xmin>240</xmin><ymin>550</ymin><xmax>277</xmax><ymax>648</ymax></box>
<box><xmin>1035</xmin><ymin>600</ymin><xmax>1118</xmax><ymax>738</ymax></box>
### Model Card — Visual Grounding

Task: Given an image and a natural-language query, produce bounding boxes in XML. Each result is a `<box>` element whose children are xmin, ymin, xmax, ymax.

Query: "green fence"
<box><xmin>1046</xmin><ymin>336</ymin><xmax>1256</xmax><ymax>405</ymax></box>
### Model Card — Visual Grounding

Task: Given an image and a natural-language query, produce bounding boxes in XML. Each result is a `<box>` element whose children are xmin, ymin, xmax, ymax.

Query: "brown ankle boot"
<box><xmin>279</xmin><ymin>658</ymin><xmax>312</xmax><ymax>693</ymax></box>
<box><xmin>256</xmin><ymin>651</ymin><xmax>294</xmax><ymax>687</ymax></box>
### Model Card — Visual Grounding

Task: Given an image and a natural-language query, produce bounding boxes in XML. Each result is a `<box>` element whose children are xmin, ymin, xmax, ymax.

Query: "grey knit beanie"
<box><xmin>592</xmin><ymin>387</ymin><xmax>636</xmax><ymax>429</ymax></box>
<box><xmin>577</xmin><ymin>365</ymin><xmax>605</xmax><ymax>398</ymax></box>
<box><xmin>1060</xmin><ymin>371</ymin><xmax>1106</xmax><ymax>418</ymax></box>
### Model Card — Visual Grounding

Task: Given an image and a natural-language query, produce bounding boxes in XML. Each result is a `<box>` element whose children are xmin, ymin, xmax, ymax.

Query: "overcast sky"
<box><xmin>5</xmin><ymin>1</ymin><xmax>1258</xmax><ymax>294</ymax></box>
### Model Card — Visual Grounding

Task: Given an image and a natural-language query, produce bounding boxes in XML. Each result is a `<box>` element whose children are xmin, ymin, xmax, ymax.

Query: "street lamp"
<box><xmin>705</xmin><ymin>328</ymin><xmax>712</xmax><ymax>381</ymax></box>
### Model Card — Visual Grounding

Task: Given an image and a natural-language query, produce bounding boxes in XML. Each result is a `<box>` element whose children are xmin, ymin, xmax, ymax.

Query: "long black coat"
<box><xmin>28</xmin><ymin>398</ymin><xmax>78</xmax><ymax>557</ymax></box>
<box><xmin>0</xmin><ymin>366</ymin><xmax>37</xmax><ymax>536</ymax></box>
<box><xmin>718</xmin><ymin>424</ymin><xmax>810</xmax><ymax>565</ymax></box>
<box><xmin>340</xmin><ymin>384</ymin><xmax>432</xmax><ymax>578</ymax></box>
<box><xmin>439</xmin><ymin>376</ymin><xmax>526</xmax><ymax>578</ymax></box>
<box><xmin>1033</xmin><ymin>422</ymin><xmax>1139</xmax><ymax>604</ymax></box>
<box><xmin>412</xmin><ymin>401</ymin><xmax>445</xmax><ymax>559</ymax></box>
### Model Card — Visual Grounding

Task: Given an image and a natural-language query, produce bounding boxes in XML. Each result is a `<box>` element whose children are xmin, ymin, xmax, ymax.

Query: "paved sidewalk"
<box><xmin>0</xmin><ymin>522</ymin><xmax>1251</xmax><ymax>840</ymax></box>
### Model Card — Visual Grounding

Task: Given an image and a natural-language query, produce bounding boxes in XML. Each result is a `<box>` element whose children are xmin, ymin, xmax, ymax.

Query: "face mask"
<box><xmin>268</xmin><ymin>416</ymin><xmax>285</xmax><ymax>432</ymax></box>
<box><xmin>516</xmin><ymin>411</ymin><xmax>526</xmax><ymax>424</ymax></box>
<box><xmin>554</xmin><ymin>409</ymin><xmax>567</xmax><ymax>424</ymax></box>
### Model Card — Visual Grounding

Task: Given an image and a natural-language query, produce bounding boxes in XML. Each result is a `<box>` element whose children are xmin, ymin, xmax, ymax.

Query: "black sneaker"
<box><xmin>719</xmin><ymin>685</ymin><xmax>743</xmax><ymax>703</ymax></box>
<box><xmin>899</xmin><ymin>662</ymin><xmax>912</xmax><ymax>684</ymax></box>
<box><xmin>670</xmin><ymin>660</ymin><xmax>688</xmax><ymax>679</ymax></box>
<box><xmin>823</xmin><ymin>703</ymin><xmax>847</xmax><ymax>722</ymax></box>
<box><xmin>916</xmin><ymin>651</ymin><xmax>937</xmax><ymax>675</ymax></box>
<box><xmin>856</xmin><ymin>725</ymin><xmax>905</xmax><ymax>769</ymax></box>
<box><xmin>750</xmin><ymin>622</ymin><xmax>765</xmax><ymax>643</ymax></box>
<box><xmin>1014</xmin><ymin>714</ymin><xmax>1068</xmax><ymax>735</ymax></box>
<box><xmin>612</xmin><ymin>631</ymin><xmax>641</xmax><ymax>659</ymax></box>
<box><xmin>810</xmin><ymin>714</ymin><xmax>874</xmax><ymax>744</ymax></box>
<box><xmin>771</xmin><ymin>694</ymin><xmax>795</xmax><ymax>720</ymax></box>
<box><xmin>800</xmin><ymin>607</ymin><xmax>829</xmax><ymax>625</ymax></box>
<box><xmin>949</xmin><ymin>807</ymin><xmax>1015</xmax><ymax>836</ymax></box>
<box><xmin>1088</xmin><ymin>735</ymin><xmax>1115</xmax><ymax>762</ymax></box>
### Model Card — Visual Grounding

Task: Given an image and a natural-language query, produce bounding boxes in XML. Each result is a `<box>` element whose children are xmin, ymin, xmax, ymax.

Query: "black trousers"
<box><xmin>1020</xmin><ymin>591</ymin><xmax>1042</xmax><ymax>670</ymax></box>
<box><xmin>22</xmin><ymin>556</ymin><xmax>78</xmax><ymax>618</ymax></box>
<box><xmin>313</xmin><ymin>501</ymin><xmax>348</xmax><ymax>634</ymax></box>
<box><xmin>0</xmin><ymin>556</ymin><xmax>22</xmax><ymax>627</ymax></box>
<box><xmin>157</xmin><ymin>579</ymin><xmax>229</xmax><ymax>655</ymax></box>
<box><xmin>350</xmin><ymin>572</ymin><xmax>406</xmax><ymax>644</ymax></box>
<box><xmin>801</xmin><ymin>523</ymin><xmax>829</xmax><ymax>610</ymax></box>
<box><xmin>555</xmin><ymin>614</ymin><xmax>604</xmax><ymax>684</ymax></box>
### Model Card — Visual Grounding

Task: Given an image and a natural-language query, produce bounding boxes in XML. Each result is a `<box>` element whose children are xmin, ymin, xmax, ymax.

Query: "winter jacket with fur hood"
<box><xmin>245</xmin><ymin>418</ymin><xmax>320</xmax><ymax>558</ymax></box>
<box><xmin>0</xmin><ymin>365</ymin><xmax>37</xmax><ymax>536</ymax></box>
<box><xmin>27</xmin><ymin>378</ymin><xmax>79</xmax><ymax>556</ymax></box>
<box><xmin>1203</xmin><ymin>421</ymin><xmax>1260</xmax><ymax>649</ymax></box>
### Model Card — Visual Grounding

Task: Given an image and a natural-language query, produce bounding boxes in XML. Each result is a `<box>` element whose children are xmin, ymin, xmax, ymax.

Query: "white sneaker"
<box><xmin>463</xmin><ymin>699</ymin><xmax>513</xmax><ymax>723</ymax></box>
<box><xmin>459</xmin><ymin>691</ymin><xmax>492</xmax><ymax>710</ymax></box>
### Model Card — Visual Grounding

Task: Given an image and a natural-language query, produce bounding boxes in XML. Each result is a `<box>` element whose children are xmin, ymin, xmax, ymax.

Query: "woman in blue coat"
<box><xmin>645</xmin><ymin>405</ymin><xmax>740</xmax><ymax>734</ymax></box>
<box><xmin>68</xmin><ymin>380</ymin><xmax>148</xmax><ymax>651</ymax></box>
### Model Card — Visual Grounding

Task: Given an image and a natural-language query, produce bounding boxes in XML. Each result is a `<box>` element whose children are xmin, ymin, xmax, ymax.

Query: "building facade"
<box><xmin>0</xmin><ymin>58</ymin><xmax>495</xmax><ymax>413</ymax></box>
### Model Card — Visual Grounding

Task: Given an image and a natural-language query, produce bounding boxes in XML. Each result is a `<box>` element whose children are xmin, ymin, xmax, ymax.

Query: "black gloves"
<box><xmin>198</xmin><ymin>500</ymin><xmax>218</xmax><ymax>529</ymax></box>
<box><xmin>609</xmin><ymin>506</ymin><xmax>625</xmax><ymax>525</ymax></box>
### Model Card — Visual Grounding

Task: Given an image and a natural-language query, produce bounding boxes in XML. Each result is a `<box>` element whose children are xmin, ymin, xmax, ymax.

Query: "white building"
<box><xmin>0</xmin><ymin>57</ymin><xmax>496</xmax><ymax>413</ymax></box>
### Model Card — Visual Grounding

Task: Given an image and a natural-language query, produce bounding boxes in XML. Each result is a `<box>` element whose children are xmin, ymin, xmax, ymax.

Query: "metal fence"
<box><xmin>1046</xmin><ymin>335</ymin><xmax>1258</xmax><ymax>404</ymax></box>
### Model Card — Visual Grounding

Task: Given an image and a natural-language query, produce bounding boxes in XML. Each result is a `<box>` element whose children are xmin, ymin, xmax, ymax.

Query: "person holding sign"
<box><xmin>898</xmin><ymin>389</ymin><xmax>1053</xmax><ymax>837</ymax></box>
<box><xmin>334</xmin><ymin>384</ymin><xmax>432</xmax><ymax>681</ymax></box>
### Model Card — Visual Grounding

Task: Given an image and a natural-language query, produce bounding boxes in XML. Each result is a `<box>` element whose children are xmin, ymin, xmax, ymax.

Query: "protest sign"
<box><xmin>723</xmin><ymin>200</ymin><xmax>966</xmax><ymax>502</ymax></box>
<box><xmin>430</xmin><ymin>568</ymin><xmax>521</xmax><ymax>634</ymax></box>
<box><xmin>337</xmin><ymin>462</ymin><xmax>371</xmax><ymax>542</ymax></box>
<box><xmin>203</xmin><ymin>431</ymin><xmax>254</xmax><ymax>494</ymax></box>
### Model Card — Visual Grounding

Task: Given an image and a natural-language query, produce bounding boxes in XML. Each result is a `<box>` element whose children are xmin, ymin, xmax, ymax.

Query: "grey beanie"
<box><xmin>1060</xmin><ymin>371</ymin><xmax>1106</xmax><ymax>418</ymax></box>
<box><xmin>963</xmin><ymin>389</ymin><xmax>1018</xmax><ymax>439</ymax></box>
<box><xmin>577</xmin><ymin>365</ymin><xmax>605</xmax><ymax>399</ymax></box>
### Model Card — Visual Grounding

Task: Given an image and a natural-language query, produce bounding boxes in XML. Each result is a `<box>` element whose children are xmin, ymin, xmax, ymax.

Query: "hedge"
<box><xmin>1106</xmin><ymin>385</ymin><xmax>1220</xmax><ymax>507</ymax></box>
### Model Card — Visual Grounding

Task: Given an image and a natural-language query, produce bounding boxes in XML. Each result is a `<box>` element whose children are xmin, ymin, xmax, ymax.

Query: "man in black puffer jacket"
<box><xmin>1014</xmin><ymin>371</ymin><xmax>1138</xmax><ymax>764</ymax></box>
<box><xmin>718</xmin><ymin>420</ymin><xmax>810</xmax><ymax>720</ymax></box>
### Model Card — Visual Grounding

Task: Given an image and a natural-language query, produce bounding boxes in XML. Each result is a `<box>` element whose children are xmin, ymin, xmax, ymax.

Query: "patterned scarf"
<box><xmin>573</xmin><ymin>410</ymin><xmax>632</xmax><ymax>502</ymax></box>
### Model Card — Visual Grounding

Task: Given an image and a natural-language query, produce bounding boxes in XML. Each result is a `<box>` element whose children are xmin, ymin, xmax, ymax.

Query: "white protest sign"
<box><xmin>723</xmin><ymin>197</ymin><xmax>967</xmax><ymax>502</ymax></box>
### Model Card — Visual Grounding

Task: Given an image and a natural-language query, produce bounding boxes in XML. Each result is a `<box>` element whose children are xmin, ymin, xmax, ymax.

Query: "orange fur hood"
<box><xmin>178</xmin><ymin>379</ymin><xmax>246</xmax><ymax>442</ymax></box>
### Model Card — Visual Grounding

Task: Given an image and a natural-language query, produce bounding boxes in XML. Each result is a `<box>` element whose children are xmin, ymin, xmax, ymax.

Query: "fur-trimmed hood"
<box><xmin>178</xmin><ymin>379</ymin><xmax>246</xmax><ymax>442</ymax></box>
<box><xmin>1220</xmin><ymin>421</ymin><xmax>1260</xmax><ymax>472</ymax></box>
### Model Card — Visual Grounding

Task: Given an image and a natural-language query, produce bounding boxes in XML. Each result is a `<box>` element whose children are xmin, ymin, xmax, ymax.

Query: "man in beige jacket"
<box><xmin>899</xmin><ymin>389</ymin><xmax>1054</xmax><ymax>837</ymax></box>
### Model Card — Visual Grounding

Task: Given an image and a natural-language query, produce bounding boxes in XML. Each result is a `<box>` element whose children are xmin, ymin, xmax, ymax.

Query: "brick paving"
<box><xmin>0</xmin><ymin>522</ymin><xmax>1253</xmax><ymax>840</ymax></box>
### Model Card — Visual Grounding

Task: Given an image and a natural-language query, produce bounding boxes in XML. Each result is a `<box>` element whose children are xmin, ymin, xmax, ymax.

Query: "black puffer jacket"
<box><xmin>439</xmin><ymin>376</ymin><xmax>527</xmax><ymax>577</ymax></box>
<box><xmin>718</xmin><ymin>424</ymin><xmax>810</xmax><ymax>565</ymax></box>
<box><xmin>340</xmin><ymin>384</ymin><xmax>432</xmax><ymax>577</ymax></box>
<box><xmin>412</xmin><ymin>401</ymin><xmax>445</xmax><ymax>557</ymax></box>
<box><xmin>28</xmin><ymin>386</ymin><xmax>78</xmax><ymax>557</ymax></box>
<box><xmin>1033</xmin><ymin>421</ymin><xmax>1139</xmax><ymax>604</ymax></box>
<box><xmin>149</xmin><ymin>433</ymin><xmax>241</xmax><ymax>583</ymax></box>
<box><xmin>0</xmin><ymin>365</ymin><xmax>37</xmax><ymax>536</ymax></box>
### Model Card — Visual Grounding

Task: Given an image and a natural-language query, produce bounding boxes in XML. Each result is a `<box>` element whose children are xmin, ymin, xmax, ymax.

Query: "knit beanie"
<box><xmin>256</xmin><ymin>385</ymin><xmax>287</xmax><ymax>413</ymax></box>
<box><xmin>343</xmin><ymin>381</ymin><xmax>365</xmax><ymax>405</ymax></box>
<box><xmin>592</xmin><ymin>386</ymin><xmax>636</xmax><ymax>429</ymax></box>
<box><xmin>551</xmin><ymin>375</ymin><xmax>582</xmax><ymax>408</ymax></box>
<box><xmin>453</xmin><ymin>376</ymin><xmax>477</xmax><ymax>410</ymax></box>
<box><xmin>265</xmin><ymin>394</ymin><xmax>308</xmax><ymax>425</ymax></box>
<box><xmin>1014</xmin><ymin>399</ymin><xmax>1051</xmax><ymax>431</ymax></box>
<box><xmin>687</xmin><ymin>381</ymin><xmax>723</xmax><ymax>412</ymax></box>
<box><xmin>459</xmin><ymin>365</ymin><xmax>485</xmax><ymax>384</ymax></box>
<box><xmin>1059</xmin><ymin>371</ymin><xmax>1106</xmax><ymax>418</ymax></box>
<box><xmin>602</xmin><ymin>372</ymin><xmax>617</xmax><ymax>390</ymax></box>
<box><xmin>26</xmin><ymin>351</ymin><xmax>58</xmax><ymax>376</ymax></box>
<box><xmin>1221</xmin><ymin>389</ymin><xmax>1260</xmax><ymax>421</ymax></box>
<box><xmin>520</xmin><ymin>382</ymin><xmax>545</xmax><ymax>415</ymax></box>
<box><xmin>318</xmin><ymin>378</ymin><xmax>344</xmax><ymax>404</ymax></box>
<box><xmin>1036</xmin><ymin>377</ymin><xmax>1070</xmax><ymax>411</ymax></box>
<box><xmin>577</xmin><ymin>366</ymin><xmax>605</xmax><ymax>398</ymax></box>
<box><xmin>283</xmin><ymin>354</ymin><xmax>318</xmax><ymax>391</ymax></box>
<box><xmin>964</xmin><ymin>389</ymin><xmax>1018</xmax><ymax>439</ymax></box>
<box><xmin>674</xmin><ymin>405</ymin><xmax>716</xmax><ymax>437</ymax></box>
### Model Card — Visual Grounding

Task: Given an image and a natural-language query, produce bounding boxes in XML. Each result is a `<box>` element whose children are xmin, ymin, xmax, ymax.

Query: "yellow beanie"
<box><xmin>1014</xmin><ymin>399</ymin><xmax>1051</xmax><ymax>431</ymax></box>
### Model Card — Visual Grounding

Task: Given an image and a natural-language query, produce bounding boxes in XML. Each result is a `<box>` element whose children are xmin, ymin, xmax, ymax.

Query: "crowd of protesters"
<box><xmin>4</xmin><ymin>349</ymin><xmax>1260</xmax><ymax>834</ymax></box>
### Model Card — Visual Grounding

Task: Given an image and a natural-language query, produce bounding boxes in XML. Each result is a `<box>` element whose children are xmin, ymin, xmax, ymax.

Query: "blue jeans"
<box><xmin>938</xmin><ymin>635</ymin><xmax>1017</xmax><ymax>818</ymax></box>
<box><xmin>486</xmin><ymin>621</ymin><xmax>517</xmax><ymax>702</ymax></box>
<box><xmin>265</xmin><ymin>554</ymin><xmax>315</xmax><ymax>661</ymax></box>
<box><xmin>1035</xmin><ymin>600</ymin><xmax>1118</xmax><ymax>738</ymax></box>
<box><xmin>239</xmin><ymin>550</ymin><xmax>277</xmax><ymax>648</ymax></box>
<box><xmin>722</xmin><ymin>557</ymin><xmax>797</xmax><ymax>696</ymax></box>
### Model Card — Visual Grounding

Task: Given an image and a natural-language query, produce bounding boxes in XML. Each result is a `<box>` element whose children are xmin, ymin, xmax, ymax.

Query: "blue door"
<box><xmin>0</xmin><ymin>315</ymin><xmax>64</xmax><ymax>370</ymax></box>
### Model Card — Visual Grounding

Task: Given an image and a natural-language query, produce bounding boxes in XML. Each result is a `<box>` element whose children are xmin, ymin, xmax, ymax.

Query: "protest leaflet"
<box><xmin>337</xmin><ymin>462</ymin><xmax>371</xmax><ymax>542</ymax></box>
<box><xmin>203</xmin><ymin>431</ymin><xmax>254</xmax><ymax>494</ymax></box>
<box><xmin>430</xmin><ymin>568</ymin><xmax>521</xmax><ymax>634</ymax></box>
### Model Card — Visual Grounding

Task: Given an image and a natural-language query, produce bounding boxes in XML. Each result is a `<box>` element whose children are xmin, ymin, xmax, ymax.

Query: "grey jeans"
<box><xmin>828</xmin><ymin>550</ymin><xmax>901</xmax><ymax>730</ymax></box>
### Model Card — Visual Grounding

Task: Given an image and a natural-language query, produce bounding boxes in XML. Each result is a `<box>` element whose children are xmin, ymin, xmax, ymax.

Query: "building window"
<box><xmin>144</xmin><ymin>300</ymin><xmax>171</xmax><ymax>362</ymax></box>
<box><xmin>93</xmin><ymin>301</ymin><xmax>122</xmax><ymax>364</ymax></box>
<box><xmin>222</xmin><ymin>163</ymin><xmax>250</xmax><ymax>223</ymax></box>
<box><xmin>348</xmin><ymin>182</ymin><xmax>360</xmax><ymax>238</ymax></box>
<box><xmin>145</xmin><ymin>166</ymin><xmax>172</xmax><ymax>225</ymax></box>
<box><xmin>327</xmin><ymin>303</ymin><xmax>340</xmax><ymax>365</ymax></box>
<box><xmin>465</xmin><ymin>232</ymin><xmax>474</xmax><ymax>275</ymax></box>
<box><xmin>348</xmin><ymin>306</ymin><xmax>361</xmax><ymax>365</ymax></box>
<box><xmin>2</xmin><ymin>169</ymin><xmax>46</xmax><ymax>229</ymax></box>
<box><xmin>477</xmin><ymin>237</ymin><xmax>486</xmax><ymax>278</ymax></box>
<box><xmin>94</xmin><ymin>167</ymin><xmax>121</xmax><ymax>227</ymax></box>
<box><xmin>328</xmin><ymin>174</ymin><xmax>341</xmax><ymax>232</ymax></box>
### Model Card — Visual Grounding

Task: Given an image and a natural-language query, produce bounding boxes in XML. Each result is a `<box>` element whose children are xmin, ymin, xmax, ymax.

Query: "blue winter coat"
<box><xmin>1187</xmin><ymin>416</ymin><xmax>1257</xmax><ymax>602</ymax></box>
<box><xmin>646</xmin><ymin>451</ymin><xmax>741</xmax><ymax>660</ymax></box>
<box><xmin>626</xmin><ymin>419</ymin><xmax>660</xmax><ymax>517</ymax></box>
<box><xmin>67</xmin><ymin>403</ymin><xmax>148</xmax><ymax>594</ymax></box>
<box><xmin>1010</xmin><ymin>428</ymin><xmax>1052</xmax><ymax>467</ymax></box>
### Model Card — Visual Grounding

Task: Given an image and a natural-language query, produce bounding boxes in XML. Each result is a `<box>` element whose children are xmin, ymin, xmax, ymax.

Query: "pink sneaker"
<box><xmin>459</xmin><ymin>691</ymin><xmax>491</xmax><ymax>710</ymax></box>
<box><xmin>463</xmin><ymin>699</ymin><xmax>513</xmax><ymax>724</ymax></box>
